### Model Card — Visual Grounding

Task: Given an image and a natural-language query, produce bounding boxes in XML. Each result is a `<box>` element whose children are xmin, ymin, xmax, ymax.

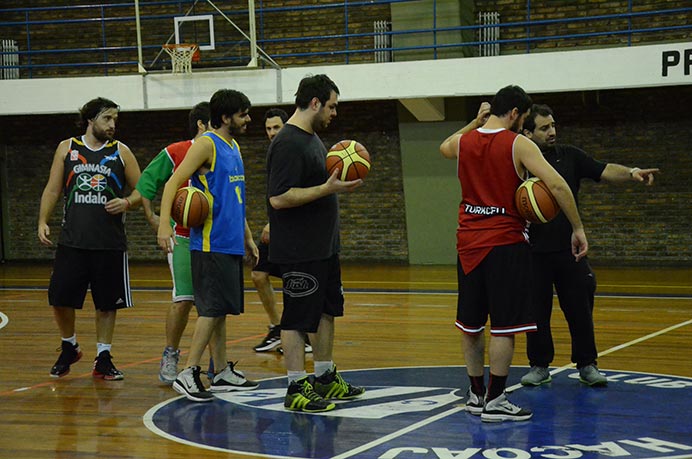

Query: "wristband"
<box><xmin>124</xmin><ymin>197</ymin><xmax>131</xmax><ymax>209</ymax></box>
<box><xmin>629</xmin><ymin>167</ymin><xmax>641</xmax><ymax>178</ymax></box>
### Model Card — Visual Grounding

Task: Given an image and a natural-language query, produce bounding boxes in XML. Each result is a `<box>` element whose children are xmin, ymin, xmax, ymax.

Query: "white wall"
<box><xmin>0</xmin><ymin>42</ymin><xmax>690</xmax><ymax>115</ymax></box>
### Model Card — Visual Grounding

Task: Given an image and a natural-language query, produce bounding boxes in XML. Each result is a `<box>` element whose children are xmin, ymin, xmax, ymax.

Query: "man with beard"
<box><xmin>252</xmin><ymin>108</ymin><xmax>312</xmax><ymax>355</ymax></box>
<box><xmin>439</xmin><ymin>86</ymin><xmax>588</xmax><ymax>422</ymax></box>
<box><xmin>520</xmin><ymin>104</ymin><xmax>659</xmax><ymax>387</ymax></box>
<box><xmin>157</xmin><ymin>89</ymin><xmax>260</xmax><ymax>402</ymax></box>
<box><xmin>38</xmin><ymin>97</ymin><xmax>141</xmax><ymax>380</ymax></box>
<box><xmin>267</xmin><ymin>74</ymin><xmax>365</xmax><ymax>412</ymax></box>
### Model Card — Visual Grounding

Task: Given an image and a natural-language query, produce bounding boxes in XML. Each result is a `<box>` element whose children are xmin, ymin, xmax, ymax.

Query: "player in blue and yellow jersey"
<box><xmin>156</xmin><ymin>89</ymin><xmax>260</xmax><ymax>402</ymax></box>
<box><xmin>38</xmin><ymin>97</ymin><xmax>141</xmax><ymax>381</ymax></box>
<box><xmin>131</xmin><ymin>102</ymin><xmax>218</xmax><ymax>385</ymax></box>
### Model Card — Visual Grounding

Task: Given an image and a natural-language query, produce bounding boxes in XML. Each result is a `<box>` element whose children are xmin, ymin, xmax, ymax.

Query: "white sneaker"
<box><xmin>159</xmin><ymin>346</ymin><xmax>180</xmax><ymax>384</ymax></box>
<box><xmin>481</xmin><ymin>392</ymin><xmax>532</xmax><ymax>423</ymax></box>
<box><xmin>210</xmin><ymin>361</ymin><xmax>260</xmax><ymax>392</ymax></box>
<box><xmin>172</xmin><ymin>366</ymin><xmax>214</xmax><ymax>402</ymax></box>
<box><xmin>465</xmin><ymin>388</ymin><xmax>484</xmax><ymax>415</ymax></box>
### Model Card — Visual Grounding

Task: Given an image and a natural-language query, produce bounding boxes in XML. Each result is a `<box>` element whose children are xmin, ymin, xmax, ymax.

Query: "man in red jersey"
<box><xmin>439</xmin><ymin>86</ymin><xmax>588</xmax><ymax>422</ymax></box>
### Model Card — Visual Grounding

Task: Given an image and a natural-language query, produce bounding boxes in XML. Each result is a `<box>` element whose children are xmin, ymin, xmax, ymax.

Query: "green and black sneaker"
<box><xmin>284</xmin><ymin>376</ymin><xmax>336</xmax><ymax>412</ymax></box>
<box><xmin>314</xmin><ymin>366</ymin><xmax>365</xmax><ymax>400</ymax></box>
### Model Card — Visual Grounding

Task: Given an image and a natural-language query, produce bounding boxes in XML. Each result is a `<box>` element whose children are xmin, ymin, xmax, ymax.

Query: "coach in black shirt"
<box><xmin>520</xmin><ymin>104</ymin><xmax>659</xmax><ymax>387</ymax></box>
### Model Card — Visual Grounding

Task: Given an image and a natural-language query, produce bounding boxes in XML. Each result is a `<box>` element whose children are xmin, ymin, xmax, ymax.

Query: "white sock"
<box><xmin>96</xmin><ymin>343</ymin><xmax>112</xmax><ymax>356</ymax></box>
<box><xmin>62</xmin><ymin>335</ymin><xmax>77</xmax><ymax>346</ymax></box>
<box><xmin>314</xmin><ymin>361</ymin><xmax>334</xmax><ymax>378</ymax></box>
<box><xmin>287</xmin><ymin>370</ymin><xmax>308</xmax><ymax>385</ymax></box>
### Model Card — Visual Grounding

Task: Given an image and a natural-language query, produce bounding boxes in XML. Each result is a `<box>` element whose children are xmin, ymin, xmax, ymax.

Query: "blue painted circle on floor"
<box><xmin>143</xmin><ymin>366</ymin><xmax>692</xmax><ymax>458</ymax></box>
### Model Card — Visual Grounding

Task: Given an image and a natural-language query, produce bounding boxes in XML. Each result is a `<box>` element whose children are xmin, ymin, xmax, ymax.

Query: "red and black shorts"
<box><xmin>456</xmin><ymin>242</ymin><xmax>536</xmax><ymax>336</ymax></box>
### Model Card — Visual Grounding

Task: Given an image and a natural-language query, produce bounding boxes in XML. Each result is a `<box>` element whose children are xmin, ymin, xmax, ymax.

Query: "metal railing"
<box><xmin>0</xmin><ymin>0</ymin><xmax>690</xmax><ymax>78</ymax></box>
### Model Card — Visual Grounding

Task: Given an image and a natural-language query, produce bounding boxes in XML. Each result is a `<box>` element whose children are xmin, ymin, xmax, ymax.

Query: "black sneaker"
<box><xmin>92</xmin><ymin>350</ymin><xmax>124</xmax><ymax>381</ymax></box>
<box><xmin>173</xmin><ymin>366</ymin><xmax>214</xmax><ymax>402</ymax></box>
<box><xmin>314</xmin><ymin>366</ymin><xmax>365</xmax><ymax>400</ymax></box>
<box><xmin>481</xmin><ymin>392</ymin><xmax>532</xmax><ymax>422</ymax></box>
<box><xmin>50</xmin><ymin>341</ymin><xmax>83</xmax><ymax>378</ymax></box>
<box><xmin>284</xmin><ymin>376</ymin><xmax>335</xmax><ymax>412</ymax></box>
<box><xmin>254</xmin><ymin>325</ymin><xmax>281</xmax><ymax>352</ymax></box>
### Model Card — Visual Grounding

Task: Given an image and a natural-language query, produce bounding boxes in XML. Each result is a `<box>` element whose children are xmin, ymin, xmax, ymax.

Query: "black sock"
<box><xmin>468</xmin><ymin>375</ymin><xmax>485</xmax><ymax>396</ymax></box>
<box><xmin>487</xmin><ymin>373</ymin><xmax>508</xmax><ymax>401</ymax></box>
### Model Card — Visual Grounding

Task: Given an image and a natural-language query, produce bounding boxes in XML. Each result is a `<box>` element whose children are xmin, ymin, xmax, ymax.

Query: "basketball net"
<box><xmin>162</xmin><ymin>43</ymin><xmax>198</xmax><ymax>74</ymax></box>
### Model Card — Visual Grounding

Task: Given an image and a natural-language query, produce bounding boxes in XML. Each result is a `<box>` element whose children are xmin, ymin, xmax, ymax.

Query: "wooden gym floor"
<box><xmin>0</xmin><ymin>262</ymin><xmax>690</xmax><ymax>458</ymax></box>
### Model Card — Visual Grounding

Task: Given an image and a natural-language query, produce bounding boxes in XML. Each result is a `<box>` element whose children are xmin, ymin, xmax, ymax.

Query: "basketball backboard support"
<box><xmin>174</xmin><ymin>14</ymin><xmax>215</xmax><ymax>51</ymax></box>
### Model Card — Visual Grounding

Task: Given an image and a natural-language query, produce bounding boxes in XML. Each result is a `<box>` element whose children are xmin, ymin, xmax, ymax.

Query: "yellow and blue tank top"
<box><xmin>189</xmin><ymin>131</ymin><xmax>246</xmax><ymax>255</ymax></box>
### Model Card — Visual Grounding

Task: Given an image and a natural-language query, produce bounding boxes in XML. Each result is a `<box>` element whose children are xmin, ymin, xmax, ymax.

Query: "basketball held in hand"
<box><xmin>326</xmin><ymin>140</ymin><xmax>371</xmax><ymax>182</ymax></box>
<box><xmin>514</xmin><ymin>177</ymin><xmax>561</xmax><ymax>224</ymax></box>
<box><xmin>171</xmin><ymin>187</ymin><xmax>209</xmax><ymax>228</ymax></box>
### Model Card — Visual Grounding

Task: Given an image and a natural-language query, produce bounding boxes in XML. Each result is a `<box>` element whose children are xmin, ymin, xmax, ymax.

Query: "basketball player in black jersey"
<box><xmin>38</xmin><ymin>97</ymin><xmax>141</xmax><ymax>380</ymax></box>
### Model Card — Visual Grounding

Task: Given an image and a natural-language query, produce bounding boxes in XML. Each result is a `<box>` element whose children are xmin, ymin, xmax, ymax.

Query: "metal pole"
<box><xmin>134</xmin><ymin>0</ymin><xmax>146</xmax><ymax>73</ymax></box>
<box><xmin>247</xmin><ymin>0</ymin><xmax>258</xmax><ymax>67</ymax></box>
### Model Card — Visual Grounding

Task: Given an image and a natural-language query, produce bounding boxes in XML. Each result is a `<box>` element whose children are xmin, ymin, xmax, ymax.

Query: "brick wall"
<box><xmin>0</xmin><ymin>100</ymin><xmax>407</xmax><ymax>263</ymax></box>
<box><xmin>474</xmin><ymin>0</ymin><xmax>691</xmax><ymax>54</ymax></box>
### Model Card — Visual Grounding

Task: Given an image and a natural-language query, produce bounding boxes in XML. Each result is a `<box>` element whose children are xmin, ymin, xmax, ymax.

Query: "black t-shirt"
<box><xmin>266</xmin><ymin>124</ymin><xmax>339</xmax><ymax>263</ymax></box>
<box><xmin>529</xmin><ymin>144</ymin><xmax>607</xmax><ymax>253</ymax></box>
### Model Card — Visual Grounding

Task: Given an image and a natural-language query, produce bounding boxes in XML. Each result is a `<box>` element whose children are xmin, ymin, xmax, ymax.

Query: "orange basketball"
<box><xmin>326</xmin><ymin>140</ymin><xmax>371</xmax><ymax>182</ymax></box>
<box><xmin>171</xmin><ymin>186</ymin><xmax>209</xmax><ymax>228</ymax></box>
<box><xmin>514</xmin><ymin>177</ymin><xmax>561</xmax><ymax>224</ymax></box>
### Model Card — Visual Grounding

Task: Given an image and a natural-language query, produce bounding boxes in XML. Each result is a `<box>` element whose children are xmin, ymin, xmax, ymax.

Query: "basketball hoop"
<box><xmin>162</xmin><ymin>43</ymin><xmax>199</xmax><ymax>74</ymax></box>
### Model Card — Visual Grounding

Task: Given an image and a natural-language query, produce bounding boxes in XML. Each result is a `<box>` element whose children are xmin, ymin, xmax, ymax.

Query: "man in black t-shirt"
<box><xmin>267</xmin><ymin>74</ymin><xmax>365</xmax><ymax>412</ymax></box>
<box><xmin>520</xmin><ymin>104</ymin><xmax>659</xmax><ymax>387</ymax></box>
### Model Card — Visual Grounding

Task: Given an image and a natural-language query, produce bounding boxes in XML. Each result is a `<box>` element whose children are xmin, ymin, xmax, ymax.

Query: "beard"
<box><xmin>228</xmin><ymin>122</ymin><xmax>247</xmax><ymax>136</ymax></box>
<box><xmin>92</xmin><ymin>125</ymin><xmax>113</xmax><ymax>143</ymax></box>
<box><xmin>510</xmin><ymin>117</ymin><xmax>523</xmax><ymax>133</ymax></box>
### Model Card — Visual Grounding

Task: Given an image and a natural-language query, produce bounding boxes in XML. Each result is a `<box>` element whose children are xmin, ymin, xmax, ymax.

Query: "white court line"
<box><xmin>331</xmin><ymin>318</ymin><xmax>692</xmax><ymax>458</ymax></box>
<box><xmin>330</xmin><ymin>405</ymin><xmax>464</xmax><ymax>459</ymax></box>
<box><xmin>506</xmin><ymin>317</ymin><xmax>692</xmax><ymax>393</ymax></box>
<box><xmin>0</xmin><ymin>311</ymin><xmax>8</xmax><ymax>330</ymax></box>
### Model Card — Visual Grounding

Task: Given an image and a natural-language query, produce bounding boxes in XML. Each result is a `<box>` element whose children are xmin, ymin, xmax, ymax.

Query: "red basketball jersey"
<box><xmin>456</xmin><ymin>128</ymin><xmax>528</xmax><ymax>274</ymax></box>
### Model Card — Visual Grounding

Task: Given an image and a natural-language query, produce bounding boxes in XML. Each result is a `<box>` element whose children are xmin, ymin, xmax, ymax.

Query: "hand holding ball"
<box><xmin>326</xmin><ymin>140</ymin><xmax>371</xmax><ymax>182</ymax></box>
<box><xmin>514</xmin><ymin>177</ymin><xmax>561</xmax><ymax>223</ymax></box>
<box><xmin>171</xmin><ymin>187</ymin><xmax>209</xmax><ymax>228</ymax></box>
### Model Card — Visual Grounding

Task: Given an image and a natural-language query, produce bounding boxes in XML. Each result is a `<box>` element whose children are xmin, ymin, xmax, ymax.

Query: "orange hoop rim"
<box><xmin>162</xmin><ymin>43</ymin><xmax>198</xmax><ymax>50</ymax></box>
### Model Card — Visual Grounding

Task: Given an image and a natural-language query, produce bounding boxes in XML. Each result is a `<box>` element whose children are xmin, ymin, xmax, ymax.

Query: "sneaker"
<box><xmin>50</xmin><ymin>341</ymin><xmax>83</xmax><ymax>378</ymax></box>
<box><xmin>465</xmin><ymin>388</ymin><xmax>484</xmax><ymax>415</ymax></box>
<box><xmin>579</xmin><ymin>364</ymin><xmax>608</xmax><ymax>386</ymax></box>
<box><xmin>481</xmin><ymin>392</ymin><xmax>532</xmax><ymax>423</ymax></box>
<box><xmin>173</xmin><ymin>366</ymin><xmax>214</xmax><ymax>402</ymax></box>
<box><xmin>92</xmin><ymin>350</ymin><xmax>124</xmax><ymax>381</ymax></box>
<box><xmin>521</xmin><ymin>366</ymin><xmax>552</xmax><ymax>386</ymax></box>
<box><xmin>159</xmin><ymin>346</ymin><xmax>180</xmax><ymax>384</ymax></box>
<box><xmin>210</xmin><ymin>361</ymin><xmax>260</xmax><ymax>392</ymax></box>
<box><xmin>254</xmin><ymin>325</ymin><xmax>281</xmax><ymax>352</ymax></box>
<box><xmin>314</xmin><ymin>366</ymin><xmax>365</xmax><ymax>400</ymax></box>
<box><xmin>284</xmin><ymin>376</ymin><xmax>336</xmax><ymax>412</ymax></box>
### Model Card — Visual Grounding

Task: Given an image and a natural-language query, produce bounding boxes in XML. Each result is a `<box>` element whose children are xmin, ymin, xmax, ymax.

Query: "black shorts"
<box><xmin>48</xmin><ymin>245</ymin><xmax>133</xmax><ymax>311</ymax></box>
<box><xmin>252</xmin><ymin>241</ymin><xmax>281</xmax><ymax>277</ymax></box>
<box><xmin>191</xmin><ymin>251</ymin><xmax>244</xmax><ymax>317</ymax></box>
<box><xmin>279</xmin><ymin>254</ymin><xmax>344</xmax><ymax>333</ymax></box>
<box><xmin>456</xmin><ymin>242</ymin><xmax>536</xmax><ymax>336</ymax></box>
